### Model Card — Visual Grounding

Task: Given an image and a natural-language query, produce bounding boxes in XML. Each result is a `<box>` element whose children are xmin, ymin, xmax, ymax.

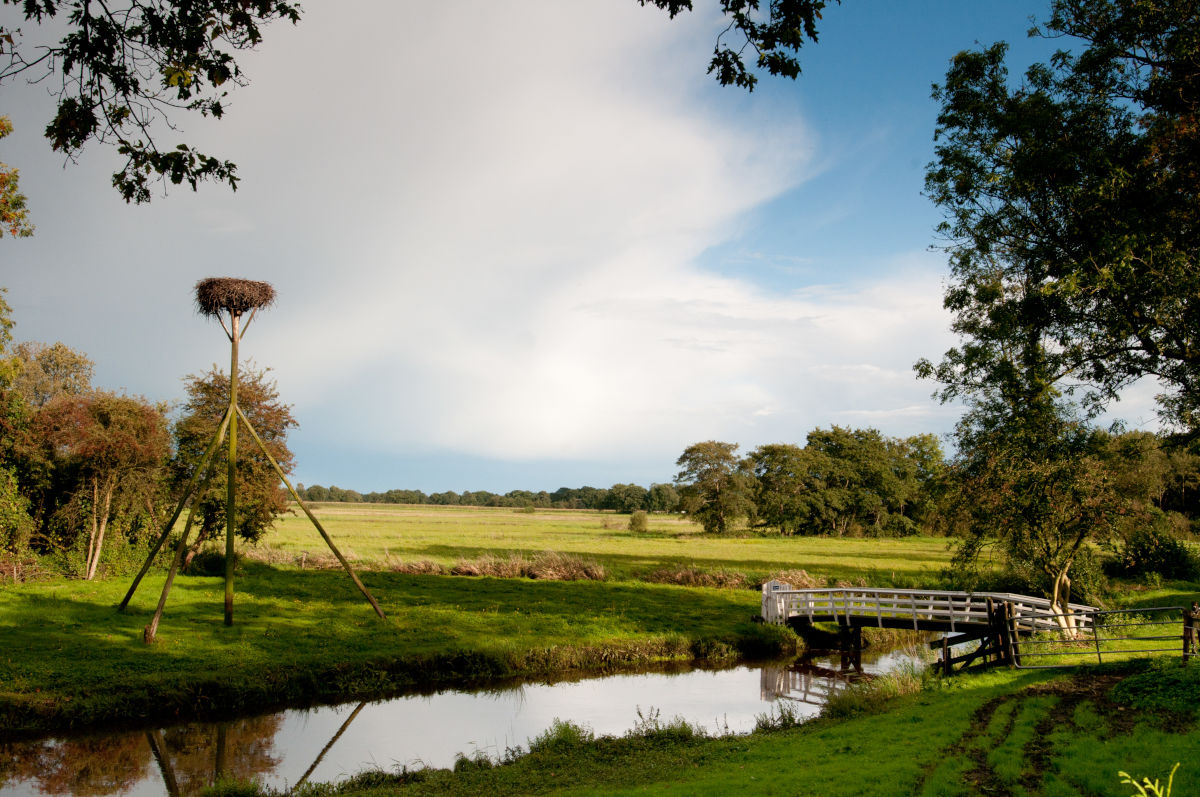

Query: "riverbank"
<box><xmin>269</xmin><ymin>659</ymin><xmax>1200</xmax><ymax>797</ymax></box>
<box><xmin>0</xmin><ymin>564</ymin><xmax>798</xmax><ymax>739</ymax></box>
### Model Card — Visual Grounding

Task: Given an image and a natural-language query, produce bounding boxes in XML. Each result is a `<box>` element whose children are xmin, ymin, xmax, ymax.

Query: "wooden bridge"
<box><xmin>761</xmin><ymin>581</ymin><xmax>1097</xmax><ymax>674</ymax></box>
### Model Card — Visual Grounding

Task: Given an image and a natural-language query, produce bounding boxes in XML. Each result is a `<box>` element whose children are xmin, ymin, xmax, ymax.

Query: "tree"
<box><xmin>674</xmin><ymin>440</ymin><xmax>753</xmax><ymax>533</ymax></box>
<box><xmin>924</xmin><ymin>0</ymin><xmax>1200</xmax><ymax>432</ymax></box>
<box><xmin>0</xmin><ymin>116</ymin><xmax>32</xmax><ymax>237</ymax></box>
<box><xmin>0</xmin><ymin>0</ymin><xmax>301</xmax><ymax>203</ymax></box>
<box><xmin>646</xmin><ymin>482</ymin><xmax>681</xmax><ymax>513</ymax></box>
<box><xmin>920</xmin><ymin>0</ymin><xmax>1200</xmax><ymax>623</ymax></box>
<box><xmin>605</xmin><ymin>483</ymin><xmax>649</xmax><ymax>514</ymax></box>
<box><xmin>9</xmin><ymin>341</ymin><xmax>94</xmax><ymax>408</ymax></box>
<box><xmin>172</xmin><ymin>363</ymin><xmax>295</xmax><ymax>564</ymax></box>
<box><xmin>946</xmin><ymin>391</ymin><xmax>1127</xmax><ymax>627</ymax></box>
<box><xmin>747</xmin><ymin>443</ymin><xmax>815</xmax><ymax>535</ymax></box>
<box><xmin>34</xmin><ymin>390</ymin><xmax>169</xmax><ymax>579</ymax></box>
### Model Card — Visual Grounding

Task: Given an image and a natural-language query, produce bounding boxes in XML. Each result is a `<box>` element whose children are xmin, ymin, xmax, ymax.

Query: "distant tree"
<box><xmin>577</xmin><ymin>486</ymin><xmax>610</xmax><ymax>510</ymax></box>
<box><xmin>34</xmin><ymin>390</ymin><xmax>169</xmax><ymax>579</ymax></box>
<box><xmin>172</xmin><ymin>363</ymin><xmax>295</xmax><ymax>565</ymax></box>
<box><xmin>505</xmin><ymin>489</ymin><xmax>536</xmax><ymax>507</ymax></box>
<box><xmin>9</xmin><ymin>341</ymin><xmax>94</xmax><ymax>409</ymax></box>
<box><xmin>675</xmin><ymin>440</ymin><xmax>753</xmax><ymax>534</ymax></box>
<box><xmin>428</xmin><ymin>491</ymin><xmax>461</xmax><ymax>505</ymax></box>
<box><xmin>747</xmin><ymin>443</ymin><xmax>817</xmax><ymax>535</ymax></box>
<box><xmin>646</xmin><ymin>482</ymin><xmax>681</xmax><ymax>513</ymax></box>
<box><xmin>326</xmin><ymin>485</ymin><xmax>361</xmax><ymax>503</ymax></box>
<box><xmin>303</xmin><ymin>484</ymin><xmax>330</xmax><ymax>502</ymax></box>
<box><xmin>605</xmin><ymin>483</ymin><xmax>649</xmax><ymax>514</ymax></box>
<box><xmin>550</xmin><ymin>487</ymin><xmax>582</xmax><ymax>509</ymax></box>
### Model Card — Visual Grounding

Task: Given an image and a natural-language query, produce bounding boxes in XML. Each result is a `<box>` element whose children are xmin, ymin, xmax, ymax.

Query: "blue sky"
<box><xmin>0</xmin><ymin>1</ymin><xmax>1160</xmax><ymax>493</ymax></box>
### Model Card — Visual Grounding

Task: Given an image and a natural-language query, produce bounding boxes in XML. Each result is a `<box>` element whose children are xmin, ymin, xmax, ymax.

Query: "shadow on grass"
<box><xmin>0</xmin><ymin>563</ymin><xmax>791</xmax><ymax>738</ymax></box>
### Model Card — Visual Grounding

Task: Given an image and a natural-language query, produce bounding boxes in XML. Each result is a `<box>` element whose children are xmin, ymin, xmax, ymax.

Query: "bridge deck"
<box><xmin>761</xmin><ymin>581</ymin><xmax>1095</xmax><ymax>635</ymax></box>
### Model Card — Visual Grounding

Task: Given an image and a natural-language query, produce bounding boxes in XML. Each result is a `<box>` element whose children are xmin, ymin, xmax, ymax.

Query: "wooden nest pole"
<box><xmin>196</xmin><ymin>277</ymin><xmax>277</xmax><ymax>626</ymax></box>
<box><xmin>123</xmin><ymin>278</ymin><xmax>383</xmax><ymax>641</ymax></box>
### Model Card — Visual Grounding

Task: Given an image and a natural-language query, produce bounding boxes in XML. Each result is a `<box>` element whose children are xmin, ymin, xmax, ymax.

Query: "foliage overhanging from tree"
<box><xmin>0</xmin><ymin>1</ymin><xmax>834</xmax><ymax>204</ymax></box>
<box><xmin>638</xmin><ymin>0</ymin><xmax>835</xmax><ymax>90</ymax></box>
<box><xmin>0</xmin><ymin>0</ymin><xmax>300</xmax><ymax>203</ymax></box>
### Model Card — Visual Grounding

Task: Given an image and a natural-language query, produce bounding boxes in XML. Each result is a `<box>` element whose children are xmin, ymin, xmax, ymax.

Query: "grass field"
<box><xmin>259</xmin><ymin>503</ymin><xmax>961</xmax><ymax>586</ymax></box>
<box><xmin>0</xmin><ymin>563</ymin><xmax>792</xmax><ymax>737</ymax></box>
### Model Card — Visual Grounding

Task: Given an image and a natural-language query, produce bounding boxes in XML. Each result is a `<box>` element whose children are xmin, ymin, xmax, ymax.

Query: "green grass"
<box><xmin>261</xmin><ymin>503</ymin><xmax>958</xmax><ymax>586</ymax></box>
<box><xmin>276</xmin><ymin>662</ymin><xmax>1200</xmax><ymax>797</ymax></box>
<box><xmin>0</xmin><ymin>563</ymin><xmax>793</xmax><ymax>736</ymax></box>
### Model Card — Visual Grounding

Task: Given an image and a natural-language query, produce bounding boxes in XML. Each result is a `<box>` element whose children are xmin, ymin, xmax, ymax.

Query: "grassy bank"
<box><xmin>0</xmin><ymin>563</ymin><xmax>795</xmax><ymax>738</ymax></box>
<box><xmin>261</xmin><ymin>660</ymin><xmax>1200</xmax><ymax>797</ymax></box>
<box><xmin>262</xmin><ymin>503</ymin><xmax>960</xmax><ymax>586</ymax></box>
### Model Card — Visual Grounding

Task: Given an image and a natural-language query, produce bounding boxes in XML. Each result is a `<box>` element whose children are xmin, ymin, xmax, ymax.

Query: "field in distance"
<box><xmin>259</xmin><ymin>502</ymin><xmax>961</xmax><ymax>587</ymax></box>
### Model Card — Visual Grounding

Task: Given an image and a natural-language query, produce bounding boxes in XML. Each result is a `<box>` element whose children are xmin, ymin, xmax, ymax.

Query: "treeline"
<box><xmin>673</xmin><ymin>428</ymin><xmax>1200</xmax><ymax>541</ymax></box>
<box><xmin>295</xmin><ymin>483</ymin><xmax>682</xmax><ymax>513</ymax></box>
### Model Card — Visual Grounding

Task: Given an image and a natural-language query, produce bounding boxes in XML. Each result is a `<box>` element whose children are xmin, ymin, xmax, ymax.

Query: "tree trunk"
<box><xmin>85</xmin><ymin>478</ymin><xmax>99</xmax><ymax>577</ymax></box>
<box><xmin>85</xmin><ymin>475</ymin><xmax>114</xmax><ymax>581</ymax></box>
<box><xmin>1050</xmin><ymin>568</ymin><xmax>1078</xmax><ymax>636</ymax></box>
<box><xmin>182</xmin><ymin>522</ymin><xmax>211</xmax><ymax>570</ymax></box>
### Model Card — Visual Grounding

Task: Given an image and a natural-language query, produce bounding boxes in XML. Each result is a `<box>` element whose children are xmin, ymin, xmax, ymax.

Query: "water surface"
<box><xmin>0</xmin><ymin>645</ymin><xmax>925</xmax><ymax>796</ymax></box>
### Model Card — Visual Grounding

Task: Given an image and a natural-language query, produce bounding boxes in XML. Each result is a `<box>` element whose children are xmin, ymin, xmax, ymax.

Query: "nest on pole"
<box><xmin>195</xmin><ymin>278</ymin><xmax>276</xmax><ymax>317</ymax></box>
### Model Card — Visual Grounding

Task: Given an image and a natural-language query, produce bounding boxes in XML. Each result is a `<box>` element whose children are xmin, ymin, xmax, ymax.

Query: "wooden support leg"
<box><xmin>119</xmin><ymin>408</ymin><xmax>231</xmax><ymax>611</ymax></box>
<box><xmin>143</xmin><ymin>495</ymin><xmax>202</xmax><ymax>643</ymax></box>
<box><xmin>237</xmin><ymin>406</ymin><xmax>386</xmax><ymax>619</ymax></box>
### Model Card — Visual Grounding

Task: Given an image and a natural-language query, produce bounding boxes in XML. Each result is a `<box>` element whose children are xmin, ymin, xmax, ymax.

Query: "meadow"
<box><xmin>261</xmin><ymin>503</ymin><xmax>960</xmax><ymax>587</ymax></box>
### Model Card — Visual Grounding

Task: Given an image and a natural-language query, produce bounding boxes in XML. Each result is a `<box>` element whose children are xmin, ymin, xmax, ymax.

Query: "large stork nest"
<box><xmin>195</xmin><ymin>278</ymin><xmax>276</xmax><ymax>317</ymax></box>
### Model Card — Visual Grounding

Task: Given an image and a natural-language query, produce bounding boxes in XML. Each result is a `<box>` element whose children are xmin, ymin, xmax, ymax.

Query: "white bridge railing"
<box><xmin>761</xmin><ymin>581</ymin><xmax>1095</xmax><ymax>634</ymax></box>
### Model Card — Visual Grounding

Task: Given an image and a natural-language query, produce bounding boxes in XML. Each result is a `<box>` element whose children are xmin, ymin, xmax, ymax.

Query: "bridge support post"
<box><xmin>1002</xmin><ymin>601</ymin><xmax>1021</xmax><ymax>667</ymax></box>
<box><xmin>837</xmin><ymin>624</ymin><xmax>862</xmax><ymax>673</ymax></box>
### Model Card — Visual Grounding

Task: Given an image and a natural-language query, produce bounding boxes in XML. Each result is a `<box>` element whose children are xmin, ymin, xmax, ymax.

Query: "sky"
<box><xmin>0</xmin><ymin>1</ymin><xmax>1163</xmax><ymax>493</ymax></box>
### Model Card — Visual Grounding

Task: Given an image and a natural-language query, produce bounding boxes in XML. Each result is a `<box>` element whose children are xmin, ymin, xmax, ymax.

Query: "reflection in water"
<box><xmin>1</xmin><ymin>716</ymin><xmax>281</xmax><ymax>797</ymax></box>
<box><xmin>0</xmin><ymin>646</ymin><xmax>926</xmax><ymax>796</ymax></box>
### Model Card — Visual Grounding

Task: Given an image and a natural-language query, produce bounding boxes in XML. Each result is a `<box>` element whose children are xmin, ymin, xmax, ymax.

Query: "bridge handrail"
<box><xmin>761</xmin><ymin>583</ymin><xmax>1094</xmax><ymax>633</ymax></box>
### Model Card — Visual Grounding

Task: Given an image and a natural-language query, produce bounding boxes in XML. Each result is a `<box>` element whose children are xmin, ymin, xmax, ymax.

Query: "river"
<box><xmin>0</xmin><ymin>644</ymin><xmax>927</xmax><ymax>796</ymax></box>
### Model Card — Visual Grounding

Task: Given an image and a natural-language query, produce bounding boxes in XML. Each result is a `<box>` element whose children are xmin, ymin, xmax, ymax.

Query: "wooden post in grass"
<box><xmin>195</xmin><ymin>277</ymin><xmax>275</xmax><ymax>627</ymax></box>
<box><xmin>123</xmin><ymin>277</ymin><xmax>385</xmax><ymax>640</ymax></box>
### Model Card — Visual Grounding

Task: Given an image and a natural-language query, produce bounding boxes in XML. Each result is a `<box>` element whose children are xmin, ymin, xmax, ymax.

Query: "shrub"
<box><xmin>645</xmin><ymin>565</ymin><xmax>746</xmax><ymax>589</ymax></box>
<box><xmin>628</xmin><ymin>510</ymin><xmax>649</xmax><ymax>532</ymax></box>
<box><xmin>183</xmin><ymin>548</ymin><xmax>238</xmax><ymax>577</ymax></box>
<box><xmin>1113</xmin><ymin>524</ymin><xmax>1200</xmax><ymax>581</ymax></box>
<box><xmin>528</xmin><ymin>719</ymin><xmax>594</xmax><ymax>754</ymax></box>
